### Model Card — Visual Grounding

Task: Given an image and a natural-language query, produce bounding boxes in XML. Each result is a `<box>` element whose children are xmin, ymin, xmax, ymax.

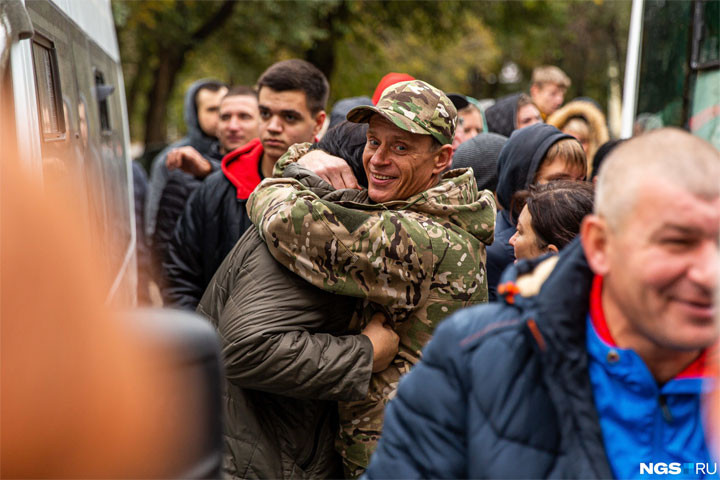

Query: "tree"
<box><xmin>114</xmin><ymin>0</ymin><xmax>236</xmax><ymax>153</ymax></box>
<box><xmin>113</xmin><ymin>0</ymin><xmax>631</xmax><ymax>161</ymax></box>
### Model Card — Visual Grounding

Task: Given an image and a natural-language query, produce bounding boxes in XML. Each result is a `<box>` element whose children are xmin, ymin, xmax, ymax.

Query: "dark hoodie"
<box><xmin>145</xmin><ymin>79</ymin><xmax>225</xmax><ymax>240</ymax></box>
<box><xmin>486</xmin><ymin>123</ymin><xmax>573</xmax><ymax>301</ymax></box>
<box><xmin>484</xmin><ymin>93</ymin><xmax>522</xmax><ymax>138</ymax></box>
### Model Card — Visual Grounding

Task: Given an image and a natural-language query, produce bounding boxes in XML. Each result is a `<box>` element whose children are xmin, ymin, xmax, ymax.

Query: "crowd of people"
<box><xmin>132</xmin><ymin>59</ymin><xmax>719</xmax><ymax>479</ymax></box>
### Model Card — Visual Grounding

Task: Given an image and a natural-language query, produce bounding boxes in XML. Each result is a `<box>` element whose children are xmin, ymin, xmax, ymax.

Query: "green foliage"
<box><xmin>113</xmin><ymin>0</ymin><xmax>631</xmax><ymax>150</ymax></box>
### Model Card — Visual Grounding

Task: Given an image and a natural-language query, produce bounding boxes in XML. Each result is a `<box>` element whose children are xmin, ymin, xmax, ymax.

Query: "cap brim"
<box><xmin>346</xmin><ymin>105</ymin><xmax>433</xmax><ymax>138</ymax></box>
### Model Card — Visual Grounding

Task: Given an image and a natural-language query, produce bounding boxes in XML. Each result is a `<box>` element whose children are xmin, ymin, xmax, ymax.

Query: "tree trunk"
<box><xmin>125</xmin><ymin>47</ymin><xmax>151</xmax><ymax>126</ymax></box>
<box><xmin>142</xmin><ymin>51</ymin><xmax>184</xmax><ymax>151</ymax></box>
<box><xmin>304</xmin><ymin>1</ymin><xmax>349</xmax><ymax>82</ymax></box>
<box><xmin>140</xmin><ymin>0</ymin><xmax>237</xmax><ymax>153</ymax></box>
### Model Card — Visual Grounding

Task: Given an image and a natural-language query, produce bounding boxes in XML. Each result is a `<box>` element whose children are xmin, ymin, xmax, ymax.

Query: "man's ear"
<box><xmin>312</xmin><ymin>111</ymin><xmax>327</xmax><ymax>137</ymax></box>
<box><xmin>529</xmin><ymin>83</ymin><xmax>540</xmax><ymax>100</ymax></box>
<box><xmin>432</xmin><ymin>144</ymin><xmax>454</xmax><ymax>174</ymax></box>
<box><xmin>580</xmin><ymin>214</ymin><xmax>610</xmax><ymax>276</ymax></box>
<box><xmin>546</xmin><ymin>244</ymin><xmax>559</xmax><ymax>254</ymax></box>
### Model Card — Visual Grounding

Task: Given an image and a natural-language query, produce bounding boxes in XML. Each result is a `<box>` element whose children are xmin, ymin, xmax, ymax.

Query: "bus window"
<box><xmin>635</xmin><ymin>0</ymin><xmax>692</xmax><ymax>131</ymax></box>
<box><xmin>31</xmin><ymin>34</ymin><xmax>65</xmax><ymax>141</ymax></box>
<box><xmin>94</xmin><ymin>69</ymin><xmax>113</xmax><ymax>133</ymax></box>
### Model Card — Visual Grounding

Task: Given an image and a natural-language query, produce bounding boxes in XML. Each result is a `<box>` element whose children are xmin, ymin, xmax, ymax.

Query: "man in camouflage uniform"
<box><xmin>248</xmin><ymin>80</ymin><xmax>496</xmax><ymax>476</ymax></box>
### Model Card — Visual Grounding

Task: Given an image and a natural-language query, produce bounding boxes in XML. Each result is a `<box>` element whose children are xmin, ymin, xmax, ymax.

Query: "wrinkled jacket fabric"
<box><xmin>146</xmin><ymin>79</ymin><xmax>222</xmax><ymax>239</ymax></box>
<box><xmin>162</xmin><ymin>140</ymin><xmax>263</xmax><ymax>309</ymax></box>
<box><xmin>365</xmin><ymin>239</ymin><xmax>616</xmax><ymax>478</ymax></box>
<box><xmin>197</xmin><ymin>166</ymin><xmax>374</xmax><ymax>479</ymax></box>
<box><xmin>249</xmin><ymin>143</ymin><xmax>496</xmax><ymax>474</ymax></box>
<box><xmin>487</xmin><ymin>124</ymin><xmax>573</xmax><ymax>301</ymax></box>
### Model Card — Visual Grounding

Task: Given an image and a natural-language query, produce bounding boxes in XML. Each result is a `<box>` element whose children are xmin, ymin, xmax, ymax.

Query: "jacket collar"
<box><xmin>221</xmin><ymin>138</ymin><xmax>264</xmax><ymax>200</ymax></box>
<box><xmin>589</xmin><ymin>275</ymin><xmax>715</xmax><ymax>381</ymax></box>
<box><xmin>336</xmin><ymin>168</ymin><xmax>496</xmax><ymax>246</ymax></box>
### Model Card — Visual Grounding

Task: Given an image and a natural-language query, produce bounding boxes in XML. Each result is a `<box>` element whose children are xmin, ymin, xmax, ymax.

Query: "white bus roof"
<box><xmin>47</xmin><ymin>0</ymin><xmax>120</xmax><ymax>62</ymax></box>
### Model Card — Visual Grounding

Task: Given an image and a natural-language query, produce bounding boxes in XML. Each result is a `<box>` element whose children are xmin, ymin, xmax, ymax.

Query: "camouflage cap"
<box><xmin>346</xmin><ymin>80</ymin><xmax>457</xmax><ymax>145</ymax></box>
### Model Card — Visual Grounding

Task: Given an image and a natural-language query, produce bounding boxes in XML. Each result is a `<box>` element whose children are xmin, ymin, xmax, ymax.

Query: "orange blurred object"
<box><xmin>0</xmin><ymin>155</ymin><xmax>181</xmax><ymax>477</ymax></box>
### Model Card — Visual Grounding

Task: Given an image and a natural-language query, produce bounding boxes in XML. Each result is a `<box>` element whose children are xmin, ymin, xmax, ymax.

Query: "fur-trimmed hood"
<box><xmin>547</xmin><ymin>100</ymin><xmax>609</xmax><ymax>175</ymax></box>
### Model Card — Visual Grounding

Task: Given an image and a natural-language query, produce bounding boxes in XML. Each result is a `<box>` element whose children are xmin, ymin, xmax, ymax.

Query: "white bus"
<box><xmin>1</xmin><ymin>0</ymin><xmax>136</xmax><ymax>305</ymax></box>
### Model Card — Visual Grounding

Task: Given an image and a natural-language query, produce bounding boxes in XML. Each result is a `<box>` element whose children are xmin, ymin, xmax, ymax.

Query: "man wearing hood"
<box><xmin>487</xmin><ymin>123</ymin><xmax>586</xmax><ymax>301</ymax></box>
<box><xmin>145</xmin><ymin>79</ymin><xmax>227</xmax><ymax>241</ymax></box>
<box><xmin>248</xmin><ymin>80</ymin><xmax>496</xmax><ymax>476</ymax></box>
<box><xmin>485</xmin><ymin>93</ymin><xmax>542</xmax><ymax>138</ymax></box>
<box><xmin>163</xmin><ymin>60</ymin><xmax>328</xmax><ymax>310</ymax></box>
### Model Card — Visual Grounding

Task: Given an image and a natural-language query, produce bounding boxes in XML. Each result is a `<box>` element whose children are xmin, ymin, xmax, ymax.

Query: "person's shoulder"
<box><xmin>184</xmin><ymin>169</ymin><xmax>231</xmax><ymax>210</ymax></box>
<box><xmin>424</xmin><ymin>301</ymin><xmax>527</xmax><ymax>368</ymax></box>
<box><xmin>194</xmin><ymin>169</ymin><xmax>231</xmax><ymax>195</ymax></box>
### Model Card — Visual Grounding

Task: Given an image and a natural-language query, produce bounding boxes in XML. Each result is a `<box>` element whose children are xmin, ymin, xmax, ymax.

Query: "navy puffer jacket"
<box><xmin>365</xmin><ymin>239</ymin><xmax>614</xmax><ymax>479</ymax></box>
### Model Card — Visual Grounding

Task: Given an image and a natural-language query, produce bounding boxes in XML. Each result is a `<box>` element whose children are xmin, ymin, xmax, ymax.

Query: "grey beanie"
<box><xmin>452</xmin><ymin>132</ymin><xmax>508</xmax><ymax>191</ymax></box>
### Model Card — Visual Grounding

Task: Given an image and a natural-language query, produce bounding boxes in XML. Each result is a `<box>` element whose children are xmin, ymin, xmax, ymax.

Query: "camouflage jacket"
<box><xmin>249</xmin><ymin>142</ymin><xmax>496</xmax><ymax>474</ymax></box>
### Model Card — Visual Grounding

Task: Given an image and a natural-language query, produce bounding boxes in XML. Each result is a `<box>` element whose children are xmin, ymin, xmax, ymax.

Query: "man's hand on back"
<box><xmin>362</xmin><ymin>312</ymin><xmax>400</xmax><ymax>373</ymax></box>
<box><xmin>166</xmin><ymin>146</ymin><xmax>213</xmax><ymax>179</ymax></box>
<box><xmin>298</xmin><ymin>150</ymin><xmax>360</xmax><ymax>190</ymax></box>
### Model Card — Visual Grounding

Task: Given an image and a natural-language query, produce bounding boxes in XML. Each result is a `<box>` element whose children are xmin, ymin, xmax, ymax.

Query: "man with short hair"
<box><xmin>163</xmin><ymin>59</ymin><xmax>327</xmax><ymax>309</ymax></box>
<box><xmin>164</xmin><ymin>85</ymin><xmax>260</xmax><ymax>177</ymax></box>
<box><xmin>248</xmin><ymin>80</ymin><xmax>496</xmax><ymax>475</ymax></box>
<box><xmin>152</xmin><ymin>87</ymin><xmax>259</xmax><ymax>298</ymax></box>
<box><xmin>145</xmin><ymin>79</ymin><xmax>227</xmax><ymax>241</ymax></box>
<box><xmin>530</xmin><ymin>65</ymin><xmax>571</xmax><ymax>119</ymax></box>
<box><xmin>365</xmin><ymin>128</ymin><xmax>719</xmax><ymax>479</ymax></box>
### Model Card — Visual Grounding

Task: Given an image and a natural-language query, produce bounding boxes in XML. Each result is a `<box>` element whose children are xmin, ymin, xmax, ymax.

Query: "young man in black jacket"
<box><xmin>162</xmin><ymin>59</ymin><xmax>328</xmax><ymax>310</ymax></box>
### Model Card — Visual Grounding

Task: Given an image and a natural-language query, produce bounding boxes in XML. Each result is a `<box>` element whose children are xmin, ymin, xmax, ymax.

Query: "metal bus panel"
<box><xmin>10</xmin><ymin>0</ymin><xmax>136</xmax><ymax>306</ymax></box>
<box><xmin>48</xmin><ymin>0</ymin><xmax>119</xmax><ymax>62</ymax></box>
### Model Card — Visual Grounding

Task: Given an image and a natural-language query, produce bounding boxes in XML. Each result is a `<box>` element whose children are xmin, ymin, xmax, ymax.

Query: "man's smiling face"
<box><xmin>362</xmin><ymin>115</ymin><xmax>446</xmax><ymax>203</ymax></box>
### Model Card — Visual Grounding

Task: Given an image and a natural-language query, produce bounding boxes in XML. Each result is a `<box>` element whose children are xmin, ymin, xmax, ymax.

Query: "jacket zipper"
<box><xmin>653</xmin><ymin>394</ymin><xmax>673</xmax><ymax>456</ymax></box>
<box><xmin>658</xmin><ymin>394</ymin><xmax>673</xmax><ymax>422</ymax></box>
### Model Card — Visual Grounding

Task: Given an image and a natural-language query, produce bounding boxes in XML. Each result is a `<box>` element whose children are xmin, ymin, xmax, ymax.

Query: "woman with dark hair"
<box><xmin>509</xmin><ymin>180</ymin><xmax>594</xmax><ymax>260</ymax></box>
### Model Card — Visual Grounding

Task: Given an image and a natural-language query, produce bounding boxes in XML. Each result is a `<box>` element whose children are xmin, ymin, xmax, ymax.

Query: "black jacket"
<box><xmin>151</xmin><ymin>153</ymin><xmax>222</xmax><ymax>290</ymax></box>
<box><xmin>162</xmin><ymin>168</ymin><xmax>252</xmax><ymax>309</ymax></box>
<box><xmin>487</xmin><ymin>124</ymin><xmax>573</xmax><ymax>300</ymax></box>
<box><xmin>365</xmin><ymin>239</ymin><xmax>614</xmax><ymax>478</ymax></box>
<box><xmin>197</xmin><ymin>167</ymin><xmax>374</xmax><ymax>479</ymax></box>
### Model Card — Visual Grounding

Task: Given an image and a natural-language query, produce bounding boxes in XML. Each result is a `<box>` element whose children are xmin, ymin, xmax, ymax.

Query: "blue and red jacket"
<box><xmin>365</xmin><ymin>239</ymin><xmax>717</xmax><ymax>479</ymax></box>
<box><xmin>588</xmin><ymin>276</ymin><xmax>716</xmax><ymax>480</ymax></box>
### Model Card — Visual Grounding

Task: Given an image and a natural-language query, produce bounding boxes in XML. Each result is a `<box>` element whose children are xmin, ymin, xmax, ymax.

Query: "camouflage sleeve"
<box><xmin>272</xmin><ymin>142</ymin><xmax>313</xmax><ymax>177</ymax></box>
<box><xmin>247</xmin><ymin>179</ymin><xmax>432</xmax><ymax>316</ymax></box>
